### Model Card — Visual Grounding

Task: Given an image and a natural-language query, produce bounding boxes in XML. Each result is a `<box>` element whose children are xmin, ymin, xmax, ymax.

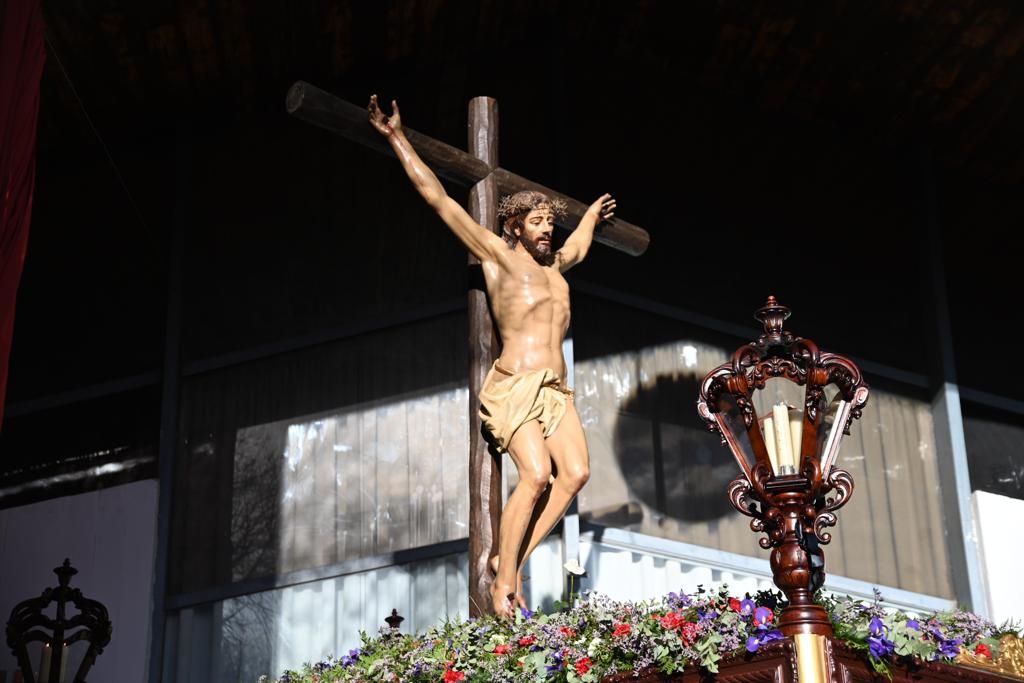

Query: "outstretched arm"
<box><xmin>556</xmin><ymin>193</ymin><xmax>616</xmax><ymax>272</ymax></box>
<box><xmin>368</xmin><ymin>95</ymin><xmax>504</xmax><ymax>261</ymax></box>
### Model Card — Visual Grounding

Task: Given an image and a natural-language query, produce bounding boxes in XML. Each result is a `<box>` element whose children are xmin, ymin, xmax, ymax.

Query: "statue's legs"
<box><xmin>491</xmin><ymin>404</ymin><xmax>590</xmax><ymax>616</ymax></box>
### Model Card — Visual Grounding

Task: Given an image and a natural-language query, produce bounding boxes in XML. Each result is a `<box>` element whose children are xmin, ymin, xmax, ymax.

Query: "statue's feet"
<box><xmin>490</xmin><ymin>581</ymin><xmax>517</xmax><ymax>619</ymax></box>
<box><xmin>490</xmin><ymin>556</ymin><xmax>528</xmax><ymax>610</ymax></box>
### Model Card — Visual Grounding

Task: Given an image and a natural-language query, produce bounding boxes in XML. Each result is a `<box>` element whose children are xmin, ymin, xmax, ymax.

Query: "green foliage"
<box><xmin>265</xmin><ymin>585</ymin><xmax>1014</xmax><ymax>683</ymax></box>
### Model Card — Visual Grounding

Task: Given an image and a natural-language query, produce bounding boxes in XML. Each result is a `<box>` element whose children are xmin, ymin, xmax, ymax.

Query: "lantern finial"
<box><xmin>755</xmin><ymin>295</ymin><xmax>791</xmax><ymax>343</ymax></box>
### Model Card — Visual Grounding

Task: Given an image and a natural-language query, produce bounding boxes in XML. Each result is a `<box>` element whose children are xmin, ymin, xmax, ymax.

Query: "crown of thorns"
<box><xmin>496</xmin><ymin>193</ymin><xmax>568</xmax><ymax>223</ymax></box>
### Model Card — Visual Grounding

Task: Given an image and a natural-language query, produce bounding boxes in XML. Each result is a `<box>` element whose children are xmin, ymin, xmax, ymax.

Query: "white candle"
<box><xmin>58</xmin><ymin>643</ymin><xmax>68</xmax><ymax>683</ymax></box>
<box><xmin>773</xmin><ymin>402</ymin><xmax>795</xmax><ymax>474</ymax></box>
<box><xmin>761</xmin><ymin>415</ymin><xmax>779</xmax><ymax>474</ymax></box>
<box><xmin>788</xmin><ymin>406</ymin><xmax>804</xmax><ymax>469</ymax></box>
<box><xmin>38</xmin><ymin>643</ymin><xmax>51</xmax><ymax>683</ymax></box>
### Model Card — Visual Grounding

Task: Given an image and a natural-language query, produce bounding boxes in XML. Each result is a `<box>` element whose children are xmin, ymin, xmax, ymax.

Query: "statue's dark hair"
<box><xmin>497</xmin><ymin>191</ymin><xmax>567</xmax><ymax>248</ymax></box>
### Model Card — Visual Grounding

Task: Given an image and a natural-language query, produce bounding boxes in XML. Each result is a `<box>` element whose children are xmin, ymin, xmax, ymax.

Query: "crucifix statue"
<box><xmin>287</xmin><ymin>82</ymin><xmax>649</xmax><ymax>617</ymax></box>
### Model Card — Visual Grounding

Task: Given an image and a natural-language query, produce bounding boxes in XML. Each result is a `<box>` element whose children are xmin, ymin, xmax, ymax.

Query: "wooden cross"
<box><xmin>286</xmin><ymin>81</ymin><xmax>650</xmax><ymax>616</ymax></box>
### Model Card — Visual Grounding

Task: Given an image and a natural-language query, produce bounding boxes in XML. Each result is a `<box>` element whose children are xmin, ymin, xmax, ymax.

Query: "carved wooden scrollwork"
<box><xmin>728</xmin><ymin>476</ymin><xmax>758</xmax><ymax>518</ymax></box>
<box><xmin>728</xmin><ymin>476</ymin><xmax>782</xmax><ymax>549</ymax></box>
<box><xmin>804</xmin><ymin>385</ymin><xmax>826</xmax><ymax>423</ymax></box>
<box><xmin>813</xmin><ymin>511</ymin><xmax>838</xmax><ymax>545</ymax></box>
<box><xmin>822</xmin><ymin>468</ymin><xmax>855</xmax><ymax>514</ymax></box>
<box><xmin>750</xmin><ymin>356</ymin><xmax>806</xmax><ymax>389</ymax></box>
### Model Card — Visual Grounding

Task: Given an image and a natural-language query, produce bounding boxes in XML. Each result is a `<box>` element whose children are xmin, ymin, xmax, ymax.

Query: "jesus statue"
<box><xmin>369</xmin><ymin>95</ymin><xmax>615</xmax><ymax>617</ymax></box>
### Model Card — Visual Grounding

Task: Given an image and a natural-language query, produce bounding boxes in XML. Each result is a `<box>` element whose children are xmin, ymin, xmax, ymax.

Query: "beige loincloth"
<box><xmin>478</xmin><ymin>362</ymin><xmax>574</xmax><ymax>452</ymax></box>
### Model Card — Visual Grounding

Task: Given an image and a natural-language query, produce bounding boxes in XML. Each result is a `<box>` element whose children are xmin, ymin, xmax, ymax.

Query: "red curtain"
<box><xmin>0</xmin><ymin>0</ymin><xmax>46</xmax><ymax>425</ymax></box>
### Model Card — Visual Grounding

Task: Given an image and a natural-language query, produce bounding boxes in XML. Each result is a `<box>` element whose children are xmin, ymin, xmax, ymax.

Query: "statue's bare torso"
<box><xmin>485</xmin><ymin>253</ymin><xmax>570</xmax><ymax>377</ymax></box>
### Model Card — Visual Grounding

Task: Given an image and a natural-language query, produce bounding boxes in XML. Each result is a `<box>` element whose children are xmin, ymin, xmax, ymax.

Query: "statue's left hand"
<box><xmin>368</xmin><ymin>95</ymin><xmax>403</xmax><ymax>136</ymax></box>
<box><xmin>588</xmin><ymin>193</ymin><xmax>616</xmax><ymax>222</ymax></box>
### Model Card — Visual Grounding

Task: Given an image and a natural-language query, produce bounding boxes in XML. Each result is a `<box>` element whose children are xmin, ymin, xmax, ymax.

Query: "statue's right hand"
<box><xmin>368</xmin><ymin>94</ymin><xmax>402</xmax><ymax>136</ymax></box>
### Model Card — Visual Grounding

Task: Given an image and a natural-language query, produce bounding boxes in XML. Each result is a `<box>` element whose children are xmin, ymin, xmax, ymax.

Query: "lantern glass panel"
<box><xmin>819</xmin><ymin>394</ymin><xmax>851</xmax><ymax>475</ymax></box>
<box><xmin>28</xmin><ymin>641</ymin><xmax>47</xmax><ymax>682</ymax></box>
<box><xmin>715</xmin><ymin>392</ymin><xmax>758</xmax><ymax>481</ymax></box>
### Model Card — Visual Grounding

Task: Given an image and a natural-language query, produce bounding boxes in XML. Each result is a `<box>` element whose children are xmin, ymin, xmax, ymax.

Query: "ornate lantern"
<box><xmin>5</xmin><ymin>559</ymin><xmax>112</xmax><ymax>683</ymax></box>
<box><xmin>697</xmin><ymin>297</ymin><xmax>869</xmax><ymax>636</ymax></box>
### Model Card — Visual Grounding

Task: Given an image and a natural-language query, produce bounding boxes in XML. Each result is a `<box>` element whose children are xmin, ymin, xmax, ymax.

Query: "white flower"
<box><xmin>563</xmin><ymin>559</ymin><xmax>586</xmax><ymax>575</ymax></box>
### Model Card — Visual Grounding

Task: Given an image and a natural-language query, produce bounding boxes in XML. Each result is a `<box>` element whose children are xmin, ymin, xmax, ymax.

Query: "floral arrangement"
<box><xmin>823</xmin><ymin>588</ymin><xmax>1014</xmax><ymax>677</ymax></box>
<box><xmin>266</xmin><ymin>585</ymin><xmax>1020</xmax><ymax>683</ymax></box>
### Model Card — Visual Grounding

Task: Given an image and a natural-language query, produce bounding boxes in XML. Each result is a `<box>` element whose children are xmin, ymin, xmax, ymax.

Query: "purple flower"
<box><xmin>746</xmin><ymin>629</ymin><xmax>785</xmax><ymax>652</ymax></box>
<box><xmin>546</xmin><ymin>650</ymin><xmax>565</xmax><ymax>673</ymax></box>
<box><xmin>753</xmin><ymin>606</ymin><xmax>774</xmax><ymax>628</ymax></box>
<box><xmin>697</xmin><ymin>607</ymin><xmax>719</xmax><ymax>622</ymax></box>
<box><xmin>868</xmin><ymin>635</ymin><xmax>895</xmax><ymax>660</ymax></box>
<box><xmin>906</xmin><ymin>619</ymin><xmax>920</xmax><ymax>631</ymax></box>
<box><xmin>869</xmin><ymin>617</ymin><xmax>885</xmax><ymax>637</ymax></box>
<box><xmin>667</xmin><ymin>591</ymin><xmax>693</xmax><ymax>608</ymax></box>
<box><xmin>921</xmin><ymin>622</ymin><xmax>963</xmax><ymax>659</ymax></box>
<box><xmin>520</xmin><ymin>607</ymin><xmax>534</xmax><ymax>621</ymax></box>
<box><xmin>739</xmin><ymin>599</ymin><xmax>756</xmax><ymax>615</ymax></box>
<box><xmin>340</xmin><ymin>648</ymin><xmax>361</xmax><ymax>667</ymax></box>
<box><xmin>937</xmin><ymin>637</ymin><xmax>962</xmax><ymax>659</ymax></box>
<box><xmin>947</xmin><ymin>610</ymin><xmax>997</xmax><ymax>644</ymax></box>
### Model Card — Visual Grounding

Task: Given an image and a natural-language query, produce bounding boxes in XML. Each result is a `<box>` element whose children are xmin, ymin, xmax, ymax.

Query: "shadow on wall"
<box><xmin>612</xmin><ymin>372</ymin><xmax>736</xmax><ymax>524</ymax></box>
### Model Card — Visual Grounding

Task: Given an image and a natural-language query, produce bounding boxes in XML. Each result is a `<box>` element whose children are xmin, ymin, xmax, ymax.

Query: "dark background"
<box><xmin>3</xmin><ymin>0</ymin><xmax>1023</xmax><ymax>495</ymax></box>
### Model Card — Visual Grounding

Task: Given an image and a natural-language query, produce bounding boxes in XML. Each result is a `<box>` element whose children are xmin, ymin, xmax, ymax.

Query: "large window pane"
<box><xmin>963</xmin><ymin>401</ymin><xmax>1024</xmax><ymax>501</ymax></box>
<box><xmin>170</xmin><ymin>313</ymin><xmax>469</xmax><ymax>595</ymax></box>
<box><xmin>233</xmin><ymin>386</ymin><xmax>469</xmax><ymax>580</ymax></box>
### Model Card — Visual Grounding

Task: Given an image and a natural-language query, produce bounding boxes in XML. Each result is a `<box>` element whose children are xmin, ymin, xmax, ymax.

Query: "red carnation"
<box><xmin>443</xmin><ymin>669</ymin><xmax>465</xmax><ymax>682</ymax></box>
<box><xmin>519</xmin><ymin>635</ymin><xmax>535</xmax><ymax>646</ymax></box>
<box><xmin>576</xmin><ymin>657</ymin><xmax>593</xmax><ymax>675</ymax></box>
<box><xmin>728</xmin><ymin>597</ymin><xmax>742</xmax><ymax>612</ymax></box>
<box><xmin>494</xmin><ymin>644</ymin><xmax>511</xmax><ymax>655</ymax></box>
<box><xmin>659</xmin><ymin>612</ymin><xmax>684</xmax><ymax>630</ymax></box>
<box><xmin>613</xmin><ymin>622</ymin><xmax>632</xmax><ymax>638</ymax></box>
<box><xmin>975</xmin><ymin>643</ymin><xmax>992</xmax><ymax>659</ymax></box>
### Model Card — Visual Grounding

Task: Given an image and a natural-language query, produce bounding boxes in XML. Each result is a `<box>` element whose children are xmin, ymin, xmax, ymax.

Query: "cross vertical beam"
<box><xmin>466</xmin><ymin>97</ymin><xmax>501</xmax><ymax>617</ymax></box>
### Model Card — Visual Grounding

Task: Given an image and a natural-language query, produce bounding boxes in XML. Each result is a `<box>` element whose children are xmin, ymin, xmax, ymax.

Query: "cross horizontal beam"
<box><xmin>286</xmin><ymin>81</ymin><xmax>650</xmax><ymax>256</ymax></box>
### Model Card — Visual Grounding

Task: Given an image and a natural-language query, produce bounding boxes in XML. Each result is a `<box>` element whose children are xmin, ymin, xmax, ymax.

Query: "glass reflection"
<box><xmin>229</xmin><ymin>387</ymin><xmax>469</xmax><ymax>581</ymax></box>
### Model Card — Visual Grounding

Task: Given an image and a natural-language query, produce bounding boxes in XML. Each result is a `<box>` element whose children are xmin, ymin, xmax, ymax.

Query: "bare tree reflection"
<box><xmin>231</xmin><ymin>427</ymin><xmax>286</xmax><ymax>582</ymax></box>
<box><xmin>220</xmin><ymin>592</ymin><xmax>280</xmax><ymax>683</ymax></box>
